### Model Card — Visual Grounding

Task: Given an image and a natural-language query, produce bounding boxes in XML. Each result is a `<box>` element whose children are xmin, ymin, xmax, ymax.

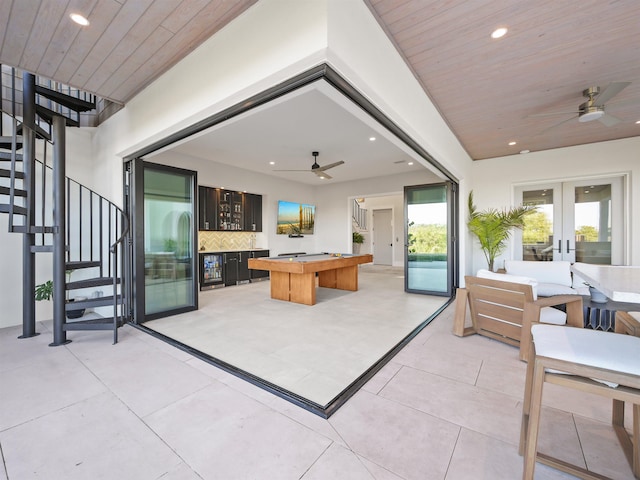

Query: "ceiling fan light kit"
<box><xmin>578</xmin><ymin>105</ymin><xmax>605</xmax><ymax>122</ymax></box>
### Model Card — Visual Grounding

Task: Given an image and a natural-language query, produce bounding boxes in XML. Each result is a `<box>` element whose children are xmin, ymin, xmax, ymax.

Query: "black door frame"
<box><xmin>125</xmin><ymin>159</ymin><xmax>199</xmax><ymax>323</ymax></box>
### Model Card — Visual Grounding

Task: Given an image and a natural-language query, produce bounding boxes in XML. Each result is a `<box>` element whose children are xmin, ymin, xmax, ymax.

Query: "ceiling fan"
<box><xmin>533</xmin><ymin>82</ymin><xmax>632</xmax><ymax>131</ymax></box>
<box><xmin>275</xmin><ymin>151</ymin><xmax>344</xmax><ymax>179</ymax></box>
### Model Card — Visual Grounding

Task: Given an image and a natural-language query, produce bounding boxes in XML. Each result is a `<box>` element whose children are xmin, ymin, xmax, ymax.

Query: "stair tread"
<box><xmin>0</xmin><ymin>151</ymin><xmax>24</xmax><ymax>161</ymax></box>
<box><xmin>0</xmin><ymin>135</ymin><xmax>23</xmax><ymax>143</ymax></box>
<box><xmin>63</xmin><ymin>316</ymin><xmax>125</xmax><ymax>331</ymax></box>
<box><xmin>0</xmin><ymin>186</ymin><xmax>27</xmax><ymax>197</ymax></box>
<box><xmin>66</xmin><ymin>294</ymin><xmax>123</xmax><ymax>310</ymax></box>
<box><xmin>0</xmin><ymin>169</ymin><xmax>24</xmax><ymax>179</ymax></box>
<box><xmin>36</xmin><ymin>105</ymin><xmax>80</xmax><ymax>127</ymax></box>
<box><xmin>67</xmin><ymin>277</ymin><xmax>120</xmax><ymax>289</ymax></box>
<box><xmin>0</xmin><ymin>204</ymin><xmax>27</xmax><ymax>215</ymax></box>
<box><xmin>12</xmin><ymin>225</ymin><xmax>56</xmax><ymax>233</ymax></box>
<box><xmin>35</xmin><ymin>85</ymin><xmax>96</xmax><ymax>112</ymax></box>
<box><xmin>66</xmin><ymin>260</ymin><xmax>101</xmax><ymax>270</ymax></box>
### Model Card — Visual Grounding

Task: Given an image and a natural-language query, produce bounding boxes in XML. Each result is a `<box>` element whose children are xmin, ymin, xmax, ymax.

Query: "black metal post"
<box><xmin>50</xmin><ymin>115</ymin><xmax>70</xmax><ymax>346</ymax></box>
<box><xmin>19</xmin><ymin>73</ymin><xmax>38</xmax><ymax>338</ymax></box>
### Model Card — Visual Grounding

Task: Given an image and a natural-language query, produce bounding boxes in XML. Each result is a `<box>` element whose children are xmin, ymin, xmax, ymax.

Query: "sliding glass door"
<box><xmin>405</xmin><ymin>183</ymin><xmax>456</xmax><ymax>295</ymax></box>
<box><xmin>127</xmin><ymin>160</ymin><xmax>198</xmax><ymax>322</ymax></box>
<box><xmin>516</xmin><ymin>175</ymin><xmax>625</xmax><ymax>264</ymax></box>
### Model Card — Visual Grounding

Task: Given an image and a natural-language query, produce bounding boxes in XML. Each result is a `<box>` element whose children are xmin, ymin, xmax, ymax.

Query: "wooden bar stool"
<box><xmin>520</xmin><ymin>324</ymin><xmax>640</xmax><ymax>479</ymax></box>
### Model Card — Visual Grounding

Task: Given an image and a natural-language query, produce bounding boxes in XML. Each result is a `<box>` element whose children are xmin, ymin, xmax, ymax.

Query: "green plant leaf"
<box><xmin>467</xmin><ymin>191</ymin><xmax>536</xmax><ymax>270</ymax></box>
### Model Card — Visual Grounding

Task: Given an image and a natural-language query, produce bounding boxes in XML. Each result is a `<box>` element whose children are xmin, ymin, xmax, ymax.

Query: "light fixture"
<box><xmin>508</xmin><ymin>141</ymin><xmax>517</xmax><ymax>146</ymax></box>
<box><xmin>579</xmin><ymin>106</ymin><xmax>605</xmax><ymax>122</ymax></box>
<box><xmin>636</xmin><ymin>120</ymin><xmax>640</xmax><ymax>124</ymax></box>
<box><xmin>491</xmin><ymin>27</ymin><xmax>508</xmax><ymax>39</ymax></box>
<box><xmin>520</xmin><ymin>149</ymin><xmax>530</xmax><ymax>154</ymax></box>
<box><xmin>269</xmin><ymin>161</ymin><xmax>275</xmax><ymax>165</ymax></box>
<box><xmin>69</xmin><ymin>13</ymin><xmax>90</xmax><ymax>26</ymax></box>
<box><xmin>408</xmin><ymin>162</ymin><xmax>414</xmax><ymax>166</ymax></box>
<box><xmin>369</xmin><ymin>136</ymin><xmax>376</xmax><ymax>141</ymax></box>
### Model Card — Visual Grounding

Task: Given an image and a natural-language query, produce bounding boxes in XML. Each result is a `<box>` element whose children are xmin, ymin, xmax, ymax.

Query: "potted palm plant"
<box><xmin>467</xmin><ymin>191</ymin><xmax>536</xmax><ymax>271</ymax></box>
<box><xmin>352</xmin><ymin>231</ymin><xmax>364</xmax><ymax>254</ymax></box>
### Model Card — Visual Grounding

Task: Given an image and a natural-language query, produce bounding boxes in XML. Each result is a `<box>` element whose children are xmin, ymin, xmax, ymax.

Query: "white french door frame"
<box><xmin>514</xmin><ymin>174</ymin><xmax>628</xmax><ymax>265</ymax></box>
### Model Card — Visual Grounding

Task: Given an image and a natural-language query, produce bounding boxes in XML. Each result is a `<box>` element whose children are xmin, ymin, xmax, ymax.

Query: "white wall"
<box><xmin>468</xmin><ymin>137</ymin><xmax>640</xmax><ymax>274</ymax></box>
<box><xmin>151</xmin><ymin>151</ymin><xmax>438</xmax><ymax>260</ymax></box>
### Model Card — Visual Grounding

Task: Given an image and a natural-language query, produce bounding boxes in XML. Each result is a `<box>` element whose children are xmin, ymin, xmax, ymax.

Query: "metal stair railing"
<box><xmin>352</xmin><ymin>198</ymin><xmax>368</xmax><ymax>230</ymax></box>
<box><xmin>0</xmin><ymin>108</ymin><xmax>130</xmax><ymax>343</ymax></box>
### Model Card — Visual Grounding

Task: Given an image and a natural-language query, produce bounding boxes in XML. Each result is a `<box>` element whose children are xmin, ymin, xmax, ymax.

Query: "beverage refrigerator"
<box><xmin>199</xmin><ymin>252</ymin><xmax>224</xmax><ymax>289</ymax></box>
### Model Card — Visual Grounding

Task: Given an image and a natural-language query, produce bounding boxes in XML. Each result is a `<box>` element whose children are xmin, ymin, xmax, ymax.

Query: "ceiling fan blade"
<box><xmin>317</xmin><ymin>160</ymin><xmax>344</xmax><ymax>171</ymax></box>
<box><xmin>528</xmin><ymin>111</ymin><xmax>579</xmax><ymax>118</ymax></box>
<box><xmin>593</xmin><ymin>82</ymin><xmax>631</xmax><ymax>106</ymax></box>
<box><xmin>314</xmin><ymin>170</ymin><xmax>332</xmax><ymax>179</ymax></box>
<box><xmin>598</xmin><ymin>113</ymin><xmax>621</xmax><ymax>127</ymax></box>
<box><xmin>539</xmin><ymin>115</ymin><xmax>579</xmax><ymax>135</ymax></box>
<box><xmin>605</xmin><ymin>96</ymin><xmax>640</xmax><ymax>108</ymax></box>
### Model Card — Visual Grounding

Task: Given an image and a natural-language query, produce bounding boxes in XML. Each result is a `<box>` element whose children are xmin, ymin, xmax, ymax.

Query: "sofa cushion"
<box><xmin>476</xmin><ymin>269</ymin><xmax>538</xmax><ymax>300</ymax></box>
<box><xmin>537</xmin><ymin>283</ymin><xmax>581</xmax><ymax>297</ymax></box>
<box><xmin>505</xmin><ymin>260</ymin><xmax>573</xmax><ymax>287</ymax></box>
<box><xmin>539</xmin><ymin>306</ymin><xmax>567</xmax><ymax>325</ymax></box>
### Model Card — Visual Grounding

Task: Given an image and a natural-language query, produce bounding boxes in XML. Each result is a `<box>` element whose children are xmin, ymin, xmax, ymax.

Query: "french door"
<box><xmin>515</xmin><ymin>176</ymin><xmax>625</xmax><ymax>264</ymax></box>
<box><xmin>404</xmin><ymin>182</ymin><xmax>456</xmax><ymax>295</ymax></box>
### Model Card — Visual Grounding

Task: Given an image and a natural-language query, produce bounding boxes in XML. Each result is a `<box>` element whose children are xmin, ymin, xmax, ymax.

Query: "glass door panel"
<box><xmin>144</xmin><ymin>167</ymin><xmax>196</xmax><ymax>316</ymax></box>
<box><xmin>405</xmin><ymin>183</ymin><xmax>453</xmax><ymax>295</ymax></box>
<box><xmin>521</xmin><ymin>186</ymin><xmax>558</xmax><ymax>261</ymax></box>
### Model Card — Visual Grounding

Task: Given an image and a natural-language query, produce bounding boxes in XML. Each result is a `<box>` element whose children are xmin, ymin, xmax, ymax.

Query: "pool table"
<box><xmin>247</xmin><ymin>253</ymin><xmax>373</xmax><ymax>305</ymax></box>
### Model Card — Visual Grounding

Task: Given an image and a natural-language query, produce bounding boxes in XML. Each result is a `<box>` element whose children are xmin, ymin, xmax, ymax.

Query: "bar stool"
<box><xmin>520</xmin><ymin>324</ymin><xmax>640</xmax><ymax>479</ymax></box>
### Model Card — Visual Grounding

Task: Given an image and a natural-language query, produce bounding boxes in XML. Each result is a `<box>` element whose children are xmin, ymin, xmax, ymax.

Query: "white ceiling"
<box><xmin>154</xmin><ymin>82</ymin><xmax>430</xmax><ymax>185</ymax></box>
<box><xmin>2</xmin><ymin>0</ymin><xmax>640</xmax><ymax>173</ymax></box>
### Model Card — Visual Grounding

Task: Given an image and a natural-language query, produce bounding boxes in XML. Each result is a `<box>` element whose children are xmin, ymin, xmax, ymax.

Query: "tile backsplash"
<box><xmin>198</xmin><ymin>231</ymin><xmax>256</xmax><ymax>251</ymax></box>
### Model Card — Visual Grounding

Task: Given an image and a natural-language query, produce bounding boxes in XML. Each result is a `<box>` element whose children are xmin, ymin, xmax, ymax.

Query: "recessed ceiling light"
<box><xmin>520</xmin><ymin>149</ymin><xmax>530</xmax><ymax>154</ymax></box>
<box><xmin>369</xmin><ymin>137</ymin><xmax>376</xmax><ymax>141</ymax></box>
<box><xmin>636</xmin><ymin>120</ymin><xmax>640</xmax><ymax>124</ymax></box>
<box><xmin>491</xmin><ymin>27</ymin><xmax>508</xmax><ymax>39</ymax></box>
<box><xmin>269</xmin><ymin>161</ymin><xmax>275</xmax><ymax>165</ymax></box>
<box><xmin>508</xmin><ymin>141</ymin><xmax>517</xmax><ymax>146</ymax></box>
<box><xmin>408</xmin><ymin>162</ymin><xmax>414</xmax><ymax>166</ymax></box>
<box><xmin>70</xmin><ymin>13</ymin><xmax>90</xmax><ymax>26</ymax></box>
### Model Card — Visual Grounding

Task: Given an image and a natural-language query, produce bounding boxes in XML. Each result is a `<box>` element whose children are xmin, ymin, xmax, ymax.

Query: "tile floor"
<box><xmin>145</xmin><ymin>266</ymin><xmax>447</xmax><ymax>407</ymax></box>
<box><xmin>1</xmin><ymin>298</ymin><xmax>637</xmax><ymax>478</ymax></box>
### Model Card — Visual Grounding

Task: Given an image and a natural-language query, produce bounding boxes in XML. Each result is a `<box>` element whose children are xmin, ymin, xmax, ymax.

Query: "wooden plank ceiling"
<box><xmin>1</xmin><ymin>0</ymin><xmax>639</xmax><ymax>160</ymax></box>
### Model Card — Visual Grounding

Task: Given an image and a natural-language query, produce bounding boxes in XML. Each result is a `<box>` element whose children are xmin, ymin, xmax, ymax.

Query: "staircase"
<box><xmin>0</xmin><ymin>67</ymin><xmax>130</xmax><ymax>345</ymax></box>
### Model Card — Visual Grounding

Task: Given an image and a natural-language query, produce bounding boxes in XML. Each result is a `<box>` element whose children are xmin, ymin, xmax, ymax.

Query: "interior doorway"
<box><xmin>373</xmin><ymin>208</ymin><xmax>393</xmax><ymax>265</ymax></box>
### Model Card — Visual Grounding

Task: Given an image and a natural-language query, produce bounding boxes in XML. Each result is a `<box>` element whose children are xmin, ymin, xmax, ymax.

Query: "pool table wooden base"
<box><xmin>248</xmin><ymin>254</ymin><xmax>373</xmax><ymax>305</ymax></box>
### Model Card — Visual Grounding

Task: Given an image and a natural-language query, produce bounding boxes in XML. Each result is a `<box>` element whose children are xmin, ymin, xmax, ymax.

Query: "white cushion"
<box><xmin>628</xmin><ymin>312</ymin><xmax>640</xmax><ymax>322</ymax></box>
<box><xmin>532</xmin><ymin>325</ymin><xmax>640</xmax><ymax>379</ymax></box>
<box><xmin>476</xmin><ymin>269</ymin><xmax>538</xmax><ymax>300</ymax></box>
<box><xmin>505</xmin><ymin>260</ymin><xmax>573</xmax><ymax>287</ymax></box>
<box><xmin>537</xmin><ymin>283</ymin><xmax>580</xmax><ymax>297</ymax></box>
<box><xmin>539</xmin><ymin>307</ymin><xmax>567</xmax><ymax>325</ymax></box>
